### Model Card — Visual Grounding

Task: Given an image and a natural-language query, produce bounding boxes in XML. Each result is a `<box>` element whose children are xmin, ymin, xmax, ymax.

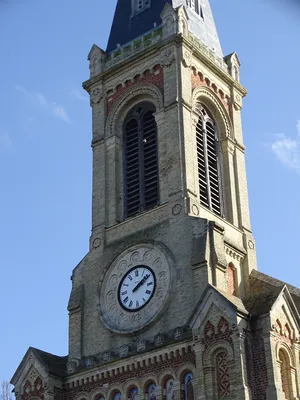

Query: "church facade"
<box><xmin>11</xmin><ymin>1</ymin><xmax>300</xmax><ymax>399</ymax></box>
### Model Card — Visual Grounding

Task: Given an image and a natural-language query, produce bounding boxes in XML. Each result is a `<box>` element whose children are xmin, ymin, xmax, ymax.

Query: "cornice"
<box><xmin>180</xmin><ymin>36</ymin><xmax>247</xmax><ymax>98</ymax></box>
<box><xmin>65</xmin><ymin>339</ymin><xmax>193</xmax><ymax>387</ymax></box>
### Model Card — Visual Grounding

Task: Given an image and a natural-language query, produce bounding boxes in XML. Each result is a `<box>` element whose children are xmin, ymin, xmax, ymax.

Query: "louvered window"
<box><xmin>123</xmin><ymin>104</ymin><xmax>159</xmax><ymax>218</ymax></box>
<box><xmin>196</xmin><ymin>105</ymin><xmax>222</xmax><ymax>215</ymax></box>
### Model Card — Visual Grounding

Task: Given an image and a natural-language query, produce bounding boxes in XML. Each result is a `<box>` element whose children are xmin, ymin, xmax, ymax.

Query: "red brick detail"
<box><xmin>202</xmin><ymin>322</ymin><xmax>232</xmax><ymax>352</ymax></box>
<box><xmin>217</xmin><ymin>317</ymin><xmax>229</xmax><ymax>334</ymax></box>
<box><xmin>216</xmin><ymin>351</ymin><xmax>231</xmax><ymax>397</ymax></box>
<box><xmin>62</xmin><ymin>349</ymin><xmax>196</xmax><ymax>400</ymax></box>
<box><xmin>227</xmin><ymin>263</ymin><xmax>237</xmax><ymax>297</ymax></box>
<box><xmin>191</xmin><ymin>71</ymin><xmax>230</xmax><ymax>112</ymax></box>
<box><xmin>244</xmin><ymin>329</ymin><xmax>268</xmax><ymax>400</ymax></box>
<box><xmin>204</xmin><ymin>321</ymin><xmax>215</xmax><ymax>339</ymax></box>
<box><xmin>107</xmin><ymin>65</ymin><xmax>164</xmax><ymax>115</ymax></box>
<box><xmin>22</xmin><ymin>377</ymin><xmax>45</xmax><ymax>400</ymax></box>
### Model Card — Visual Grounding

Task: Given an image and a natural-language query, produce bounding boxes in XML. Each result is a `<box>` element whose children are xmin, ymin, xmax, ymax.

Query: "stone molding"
<box><xmin>106</xmin><ymin>83</ymin><xmax>164</xmax><ymax>138</ymax></box>
<box><xmin>192</xmin><ymin>86</ymin><xmax>233</xmax><ymax>140</ymax></box>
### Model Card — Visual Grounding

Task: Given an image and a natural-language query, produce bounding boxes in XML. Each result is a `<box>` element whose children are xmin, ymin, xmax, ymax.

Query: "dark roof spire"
<box><xmin>106</xmin><ymin>0</ymin><xmax>223</xmax><ymax>58</ymax></box>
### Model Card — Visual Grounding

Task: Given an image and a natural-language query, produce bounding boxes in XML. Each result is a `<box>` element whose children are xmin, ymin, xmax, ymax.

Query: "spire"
<box><xmin>106</xmin><ymin>0</ymin><xmax>223</xmax><ymax>58</ymax></box>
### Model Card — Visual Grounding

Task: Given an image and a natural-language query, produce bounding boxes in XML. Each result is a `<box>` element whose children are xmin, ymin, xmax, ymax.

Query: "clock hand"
<box><xmin>132</xmin><ymin>274</ymin><xmax>150</xmax><ymax>293</ymax></box>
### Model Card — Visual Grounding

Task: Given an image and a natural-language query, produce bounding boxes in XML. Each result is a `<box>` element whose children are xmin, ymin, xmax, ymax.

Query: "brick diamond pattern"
<box><xmin>216</xmin><ymin>352</ymin><xmax>230</xmax><ymax>398</ymax></box>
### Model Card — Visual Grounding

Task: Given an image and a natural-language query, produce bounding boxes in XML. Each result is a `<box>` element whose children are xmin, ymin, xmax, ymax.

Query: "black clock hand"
<box><xmin>132</xmin><ymin>274</ymin><xmax>150</xmax><ymax>293</ymax></box>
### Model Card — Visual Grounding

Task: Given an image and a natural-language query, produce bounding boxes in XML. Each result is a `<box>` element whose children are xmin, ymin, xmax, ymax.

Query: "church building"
<box><xmin>11</xmin><ymin>1</ymin><xmax>300</xmax><ymax>399</ymax></box>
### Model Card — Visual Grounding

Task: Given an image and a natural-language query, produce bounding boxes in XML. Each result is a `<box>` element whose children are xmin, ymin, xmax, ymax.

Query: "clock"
<box><xmin>118</xmin><ymin>265</ymin><xmax>156</xmax><ymax>311</ymax></box>
<box><xmin>98</xmin><ymin>243</ymin><xmax>174</xmax><ymax>334</ymax></box>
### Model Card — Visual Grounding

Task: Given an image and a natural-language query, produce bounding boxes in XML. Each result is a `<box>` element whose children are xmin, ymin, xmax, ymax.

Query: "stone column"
<box><xmin>220</xmin><ymin>138</ymin><xmax>238</xmax><ymax>226</ymax></box>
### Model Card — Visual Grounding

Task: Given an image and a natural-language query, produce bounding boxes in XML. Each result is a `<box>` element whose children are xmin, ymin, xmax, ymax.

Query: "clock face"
<box><xmin>99</xmin><ymin>244</ymin><xmax>173</xmax><ymax>334</ymax></box>
<box><xmin>118</xmin><ymin>266</ymin><xmax>156</xmax><ymax>311</ymax></box>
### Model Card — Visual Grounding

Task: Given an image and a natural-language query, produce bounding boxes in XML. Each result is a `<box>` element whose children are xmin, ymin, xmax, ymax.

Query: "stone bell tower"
<box><xmin>13</xmin><ymin>1</ymin><xmax>300</xmax><ymax>400</ymax></box>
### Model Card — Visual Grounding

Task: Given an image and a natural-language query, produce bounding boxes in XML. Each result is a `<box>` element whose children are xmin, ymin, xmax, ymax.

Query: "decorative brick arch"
<box><xmin>123</xmin><ymin>380</ymin><xmax>140</xmax><ymax>399</ymax></box>
<box><xmin>175</xmin><ymin>363</ymin><xmax>195</xmax><ymax>382</ymax></box>
<box><xmin>192</xmin><ymin>86</ymin><xmax>233</xmax><ymax>140</ymax></box>
<box><xmin>106</xmin><ymin>83</ymin><xmax>164</xmax><ymax>139</ymax></box>
<box><xmin>158</xmin><ymin>370</ymin><xmax>175</xmax><ymax>387</ymax></box>
<box><xmin>90</xmin><ymin>388</ymin><xmax>107</xmax><ymax>400</ymax></box>
<box><xmin>275</xmin><ymin>342</ymin><xmax>295</xmax><ymax>369</ymax></box>
<box><xmin>202</xmin><ymin>343</ymin><xmax>235</xmax><ymax>400</ymax></box>
<box><xmin>73</xmin><ymin>393</ymin><xmax>90</xmax><ymax>400</ymax></box>
<box><xmin>276</xmin><ymin>346</ymin><xmax>295</xmax><ymax>400</ymax></box>
<box><xmin>107</xmin><ymin>386</ymin><xmax>123</xmax><ymax>400</ymax></box>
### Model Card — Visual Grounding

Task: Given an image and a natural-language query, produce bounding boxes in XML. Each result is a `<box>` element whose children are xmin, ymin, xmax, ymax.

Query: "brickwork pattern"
<box><xmin>216</xmin><ymin>351</ymin><xmax>231</xmax><ymax>397</ymax></box>
<box><xmin>191</xmin><ymin>71</ymin><xmax>229</xmax><ymax>112</ymax></box>
<box><xmin>23</xmin><ymin>377</ymin><xmax>45</xmax><ymax>400</ymax></box>
<box><xmin>244</xmin><ymin>329</ymin><xmax>268</xmax><ymax>400</ymax></box>
<box><xmin>60</xmin><ymin>350</ymin><xmax>195</xmax><ymax>400</ymax></box>
<box><xmin>107</xmin><ymin>65</ymin><xmax>164</xmax><ymax>114</ymax></box>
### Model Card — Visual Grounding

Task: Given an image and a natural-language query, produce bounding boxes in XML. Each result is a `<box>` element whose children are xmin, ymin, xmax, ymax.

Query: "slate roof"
<box><xmin>106</xmin><ymin>0</ymin><xmax>223</xmax><ymax>58</ymax></box>
<box><xmin>31</xmin><ymin>347</ymin><xmax>67</xmax><ymax>378</ymax></box>
<box><xmin>245</xmin><ymin>270</ymin><xmax>300</xmax><ymax>316</ymax></box>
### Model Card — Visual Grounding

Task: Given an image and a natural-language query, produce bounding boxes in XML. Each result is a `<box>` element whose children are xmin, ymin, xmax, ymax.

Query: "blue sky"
<box><xmin>1</xmin><ymin>0</ymin><xmax>300</xmax><ymax>383</ymax></box>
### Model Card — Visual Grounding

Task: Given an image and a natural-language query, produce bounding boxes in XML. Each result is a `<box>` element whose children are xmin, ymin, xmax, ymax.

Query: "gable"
<box><xmin>270</xmin><ymin>287</ymin><xmax>300</xmax><ymax>344</ymax></box>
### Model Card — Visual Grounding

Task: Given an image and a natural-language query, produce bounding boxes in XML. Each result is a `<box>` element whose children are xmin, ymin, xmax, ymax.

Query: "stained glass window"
<box><xmin>148</xmin><ymin>384</ymin><xmax>156</xmax><ymax>400</ymax></box>
<box><xmin>184</xmin><ymin>373</ymin><xmax>194</xmax><ymax>400</ymax></box>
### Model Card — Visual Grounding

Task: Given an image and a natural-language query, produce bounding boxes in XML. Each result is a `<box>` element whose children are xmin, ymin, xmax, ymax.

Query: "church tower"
<box><xmin>11</xmin><ymin>1</ymin><xmax>300</xmax><ymax>400</ymax></box>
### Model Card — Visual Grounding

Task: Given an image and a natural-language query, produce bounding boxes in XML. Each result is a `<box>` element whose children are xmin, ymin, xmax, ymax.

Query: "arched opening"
<box><xmin>195</xmin><ymin>104</ymin><xmax>223</xmax><ymax>216</ymax></box>
<box><xmin>227</xmin><ymin>263</ymin><xmax>237</xmax><ymax>297</ymax></box>
<box><xmin>165</xmin><ymin>378</ymin><xmax>175</xmax><ymax>400</ymax></box>
<box><xmin>279</xmin><ymin>349</ymin><xmax>293</xmax><ymax>399</ymax></box>
<box><xmin>181</xmin><ymin>372</ymin><xmax>194</xmax><ymax>400</ymax></box>
<box><xmin>111</xmin><ymin>391</ymin><xmax>122</xmax><ymax>400</ymax></box>
<box><xmin>123</xmin><ymin>102</ymin><xmax>159</xmax><ymax>218</ymax></box>
<box><xmin>128</xmin><ymin>387</ymin><xmax>138</xmax><ymax>400</ymax></box>
<box><xmin>145</xmin><ymin>381</ymin><xmax>157</xmax><ymax>400</ymax></box>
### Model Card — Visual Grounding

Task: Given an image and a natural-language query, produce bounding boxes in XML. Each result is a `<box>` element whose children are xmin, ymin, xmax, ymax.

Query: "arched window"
<box><xmin>216</xmin><ymin>351</ymin><xmax>230</xmax><ymax>398</ymax></box>
<box><xmin>227</xmin><ymin>263</ymin><xmax>237</xmax><ymax>297</ymax></box>
<box><xmin>165</xmin><ymin>379</ymin><xmax>175</xmax><ymax>400</ymax></box>
<box><xmin>196</xmin><ymin>105</ymin><xmax>222</xmax><ymax>215</ymax></box>
<box><xmin>183</xmin><ymin>372</ymin><xmax>194</xmax><ymax>400</ymax></box>
<box><xmin>129</xmin><ymin>388</ymin><xmax>138</xmax><ymax>400</ymax></box>
<box><xmin>279</xmin><ymin>349</ymin><xmax>293</xmax><ymax>399</ymax></box>
<box><xmin>113</xmin><ymin>393</ymin><xmax>121</xmax><ymax>400</ymax></box>
<box><xmin>147</xmin><ymin>383</ymin><xmax>156</xmax><ymax>400</ymax></box>
<box><xmin>123</xmin><ymin>103</ymin><xmax>159</xmax><ymax>218</ymax></box>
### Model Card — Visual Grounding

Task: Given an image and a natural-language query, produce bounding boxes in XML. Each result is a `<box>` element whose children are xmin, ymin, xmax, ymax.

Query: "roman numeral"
<box><xmin>146</xmin><ymin>290</ymin><xmax>151</xmax><ymax>295</ymax></box>
<box><xmin>121</xmin><ymin>291</ymin><xmax>127</xmax><ymax>296</ymax></box>
<box><xmin>123</xmin><ymin>283</ymin><xmax>129</xmax><ymax>287</ymax></box>
<box><xmin>136</xmin><ymin>301</ymin><xmax>139</xmax><ymax>308</ymax></box>
<box><xmin>128</xmin><ymin>275</ymin><xmax>133</xmax><ymax>281</ymax></box>
<box><xmin>135</xmin><ymin>270</ymin><xmax>139</xmax><ymax>277</ymax></box>
<box><xmin>124</xmin><ymin>297</ymin><xmax>129</xmax><ymax>304</ymax></box>
<box><xmin>147</xmin><ymin>282</ymin><xmax>153</xmax><ymax>286</ymax></box>
<box><xmin>129</xmin><ymin>300</ymin><xmax>133</xmax><ymax>307</ymax></box>
<box><xmin>143</xmin><ymin>297</ymin><xmax>146</xmax><ymax>303</ymax></box>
